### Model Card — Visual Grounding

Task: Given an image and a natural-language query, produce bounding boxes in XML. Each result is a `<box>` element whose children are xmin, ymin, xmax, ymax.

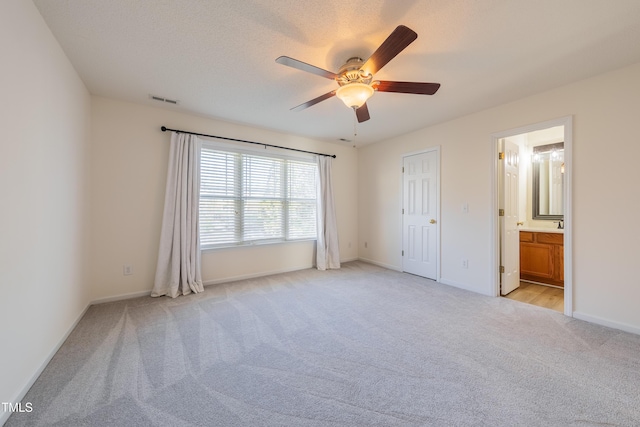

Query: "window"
<box><xmin>199</xmin><ymin>144</ymin><xmax>317</xmax><ymax>248</ymax></box>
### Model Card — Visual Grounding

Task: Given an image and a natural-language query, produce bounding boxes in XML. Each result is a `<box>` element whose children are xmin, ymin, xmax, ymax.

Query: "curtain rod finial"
<box><xmin>161</xmin><ymin>126</ymin><xmax>167</xmax><ymax>132</ymax></box>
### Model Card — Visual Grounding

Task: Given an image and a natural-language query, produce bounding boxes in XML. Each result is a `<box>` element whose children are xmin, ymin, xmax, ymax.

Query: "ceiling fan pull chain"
<box><xmin>353</xmin><ymin>109</ymin><xmax>357</xmax><ymax>147</ymax></box>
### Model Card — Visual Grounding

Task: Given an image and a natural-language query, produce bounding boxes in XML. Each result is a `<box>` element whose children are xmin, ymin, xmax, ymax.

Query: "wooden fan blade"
<box><xmin>291</xmin><ymin>90</ymin><xmax>336</xmax><ymax>111</ymax></box>
<box><xmin>276</xmin><ymin>56</ymin><xmax>338</xmax><ymax>80</ymax></box>
<box><xmin>374</xmin><ymin>81</ymin><xmax>441</xmax><ymax>95</ymax></box>
<box><xmin>356</xmin><ymin>103</ymin><xmax>370</xmax><ymax>123</ymax></box>
<box><xmin>361</xmin><ymin>25</ymin><xmax>417</xmax><ymax>76</ymax></box>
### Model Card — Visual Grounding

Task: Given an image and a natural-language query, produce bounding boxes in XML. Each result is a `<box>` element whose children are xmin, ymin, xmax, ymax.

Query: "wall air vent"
<box><xmin>149</xmin><ymin>95</ymin><xmax>179</xmax><ymax>105</ymax></box>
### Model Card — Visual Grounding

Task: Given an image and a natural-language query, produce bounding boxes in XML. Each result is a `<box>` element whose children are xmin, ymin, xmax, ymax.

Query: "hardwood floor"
<box><xmin>503</xmin><ymin>281</ymin><xmax>564</xmax><ymax>312</ymax></box>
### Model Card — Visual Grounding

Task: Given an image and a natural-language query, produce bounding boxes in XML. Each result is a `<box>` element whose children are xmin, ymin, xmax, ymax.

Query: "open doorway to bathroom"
<box><xmin>492</xmin><ymin>117</ymin><xmax>573</xmax><ymax>316</ymax></box>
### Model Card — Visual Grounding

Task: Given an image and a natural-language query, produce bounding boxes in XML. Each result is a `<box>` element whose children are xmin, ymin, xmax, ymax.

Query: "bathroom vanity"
<box><xmin>519</xmin><ymin>229</ymin><xmax>564</xmax><ymax>287</ymax></box>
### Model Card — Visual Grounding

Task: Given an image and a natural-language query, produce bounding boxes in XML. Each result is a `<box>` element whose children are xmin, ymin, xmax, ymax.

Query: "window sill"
<box><xmin>201</xmin><ymin>238</ymin><xmax>317</xmax><ymax>253</ymax></box>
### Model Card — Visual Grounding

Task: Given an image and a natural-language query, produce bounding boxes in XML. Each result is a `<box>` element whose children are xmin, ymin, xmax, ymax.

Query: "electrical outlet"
<box><xmin>123</xmin><ymin>264</ymin><xmax>133</xmax><ymax>276</ymax></box>
<box><xmin>462</xmin><ymin>259</ymin><xmax>469</xmax><ymax>269</ymax></box>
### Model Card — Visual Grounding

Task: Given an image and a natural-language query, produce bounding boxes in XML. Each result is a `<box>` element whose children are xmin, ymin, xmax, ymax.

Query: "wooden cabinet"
<box><xmin>520</xmin><ymin>231</ymin><xmax>564</xmax><ymax>287</ymax></box>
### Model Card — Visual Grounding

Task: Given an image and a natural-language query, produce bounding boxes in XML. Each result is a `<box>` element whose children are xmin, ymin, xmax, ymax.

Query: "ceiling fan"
<box><xmin>275</xmin><ymin>25</ymin><xmax>440</xmax><ymax>123</ymax></box>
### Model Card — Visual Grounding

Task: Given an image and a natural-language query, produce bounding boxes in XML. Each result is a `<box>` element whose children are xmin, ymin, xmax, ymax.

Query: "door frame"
<box><xmin>401</xmin><ymin>146</ymin><xmax>441</xmax><ymax>281</ymax></box>
<box><xmin>490</xmin><ymin>116</ymin><xmax>573</xmax><ymax>316</ymax></box>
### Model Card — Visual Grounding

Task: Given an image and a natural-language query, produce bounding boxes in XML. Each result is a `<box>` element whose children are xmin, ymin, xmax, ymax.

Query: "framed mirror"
<box><xmin>532</xmin><ymin>142</ymin><xmax>564</xmax><ymax>220</ymax></box>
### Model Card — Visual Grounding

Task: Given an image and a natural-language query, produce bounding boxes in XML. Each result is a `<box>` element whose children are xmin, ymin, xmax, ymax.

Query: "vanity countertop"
<box><xmin>519</xmin><ymin>227</ymin><xmax>564</xmax><ymax>234</ymax></box>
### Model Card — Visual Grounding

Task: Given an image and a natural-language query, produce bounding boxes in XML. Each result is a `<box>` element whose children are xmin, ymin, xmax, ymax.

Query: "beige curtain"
<box><xmin>316</xmin><ymin>156</ymin><xmax>340</xmax><ymax>270</ymax></box>
<box><xmin>152</xmin><ymin>132</ymin><xmax>204</xmax><ymax>297</ymax></box>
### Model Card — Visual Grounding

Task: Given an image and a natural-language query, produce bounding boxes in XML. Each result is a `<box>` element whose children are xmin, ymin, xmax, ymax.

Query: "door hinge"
<box><xmin>499</xmin><ymin>208</ymin><xmax>505</xmax><ymax>216</ymax></box>
<box><xmin>498</xmin><ymin>152</ymin><xmax>505</xmax><ymax>160</ymax></box>
<box><xmin>500</xmin><ymin>265</ymin><xmax>505</xmax><ymax>274</ymax></box>
<box><xmin>402</xmin><ymin>208</ymin><xmax>404</xmax><ymax>214</ymax></box>
<box><xmin>402</xmin><ymin>166</ymin><xmax>405</xmax><ymax>173</ymax></box>
<box><xmin>402</xmin><ymin>250</ymin><xmax>404</xmax><ymax>256</ymax></box>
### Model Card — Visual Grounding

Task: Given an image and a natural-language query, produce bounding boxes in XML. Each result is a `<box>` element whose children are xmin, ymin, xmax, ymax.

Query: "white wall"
<box><xmin>358</xmin><ymin>61</ymin><xmax>640</xmax><ymax>332</ymax></box>
<box><xmin>0</xmin><ymin>0</ymin><xmax>91</xmax><ymax>418</ymax></box>
<box><xmin>89</xmin><ymin>97</ymin><xmax>358</xmax><ymax>301</ymax></box>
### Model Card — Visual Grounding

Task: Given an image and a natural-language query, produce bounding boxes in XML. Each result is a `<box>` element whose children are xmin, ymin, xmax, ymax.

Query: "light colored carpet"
<box><xmin>7</xmin><ymin>261</ymin><xmax>640</xmax><ymax>426</ymax></box>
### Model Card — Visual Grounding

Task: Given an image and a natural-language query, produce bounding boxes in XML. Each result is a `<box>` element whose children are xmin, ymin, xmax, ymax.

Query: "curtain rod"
<box><xmin>161</xmin><ymin>126</ymin><xmax>336</xmax><ymax>158</ymax></box>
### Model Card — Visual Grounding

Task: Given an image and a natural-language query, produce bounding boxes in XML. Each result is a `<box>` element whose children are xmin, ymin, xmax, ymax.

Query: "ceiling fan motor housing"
<box><xmin>336</xmin><ymin>57</ymin><xmax>373</xmax><ymax>86</ymax></box>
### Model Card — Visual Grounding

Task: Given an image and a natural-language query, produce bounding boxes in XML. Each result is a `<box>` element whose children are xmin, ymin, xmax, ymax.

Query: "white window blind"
<box><xmin>200</xmin><ymin>145</ymin><xmax>317</xmax><ymax>248</ymax></box>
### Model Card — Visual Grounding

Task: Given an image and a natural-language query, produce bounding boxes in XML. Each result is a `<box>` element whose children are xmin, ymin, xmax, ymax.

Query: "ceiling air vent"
<box><xmin>150</xmin><ymin>95</ymin><xmax>179</xmax><ymax>105</ymax></box>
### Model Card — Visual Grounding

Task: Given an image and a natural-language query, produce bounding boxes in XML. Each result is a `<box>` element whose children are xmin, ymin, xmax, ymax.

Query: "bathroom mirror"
<box><xmin>532</xmin><ymin>142</ymin><xmax>564</xmax><ymax>220</ymax></box>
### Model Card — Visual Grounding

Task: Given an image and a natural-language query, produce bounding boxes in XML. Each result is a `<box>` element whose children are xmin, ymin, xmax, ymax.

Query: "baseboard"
<box><xmin>439</xmin><ymin>278</ymin><xmax>493</xmax><ymax>296</ymax></box>
<box><xmin>94</xmin><ymin>261</ymin><xmax>360</xmax><ymax>302</ymax></box>
<box><xmin>356</xmin><ymin>257</ymin><xmax>402</xmax><ymax>272</ymax></box>
<box><xmin>90</xmin><ymin>290</ymin><xmax>151</xmax><ymax>305</ymax></box>
<box><xmin>203</xmin><ymin>258</ymin><xmax>364</xmax><ymax>287</ymax></box>
<box><xmin>203</xmin><ymin>263</ymin><xmax>315</xmax><ymax>286</ymax></box>
<box><xmin>573</xmin><ymin>311</ymin><xmax>640</xmax><ymax>336</ymax></box>
<box><xmin>1</xmin><ymin>302</ymin><xmax>91</xmax><ymax>426</ymax></box>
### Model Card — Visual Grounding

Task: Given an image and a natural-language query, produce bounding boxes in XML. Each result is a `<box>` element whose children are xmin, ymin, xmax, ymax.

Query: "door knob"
<box><xmin>430</xmin><ymin>219</ymin><xmax>436</xmax><ymax>224</ymax></box>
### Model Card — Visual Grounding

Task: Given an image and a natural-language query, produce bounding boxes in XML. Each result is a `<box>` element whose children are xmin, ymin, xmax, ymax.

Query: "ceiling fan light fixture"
<box><xmin>335</xmin><ymin>83</ymin><xmax>374</xmax><ymax>109</ymax></box>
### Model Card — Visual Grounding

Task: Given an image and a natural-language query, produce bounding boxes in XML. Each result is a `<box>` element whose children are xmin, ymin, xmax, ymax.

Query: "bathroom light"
<box><xmin>335</xmin><ymin>83</ymin><xmax>374</xmax><ymax>109</ymax></box>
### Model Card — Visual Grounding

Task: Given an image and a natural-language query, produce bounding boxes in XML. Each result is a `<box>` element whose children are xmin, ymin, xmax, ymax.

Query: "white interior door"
<box><xmin>500</xmin><ymin>139</ymin><xmax>520</xmax><ymax>295</ymax></box>
<box><xmin>403</xmin><ymin>150</ymin><xmax>438</xmax><ymax>280</ymax></box>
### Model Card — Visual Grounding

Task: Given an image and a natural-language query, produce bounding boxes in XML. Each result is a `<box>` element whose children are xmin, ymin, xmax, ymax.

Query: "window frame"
<box><xmin>199</xmin><ymin>140</ymin><xmax>318</xmax><ymax>250</ymax></box>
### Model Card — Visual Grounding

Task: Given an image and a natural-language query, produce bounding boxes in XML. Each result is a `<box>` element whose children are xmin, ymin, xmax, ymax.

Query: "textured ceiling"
<box><xmin>33</xmin><ymin>0</ymin><xmax>640</xmax><ymax>146</ymax></box>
